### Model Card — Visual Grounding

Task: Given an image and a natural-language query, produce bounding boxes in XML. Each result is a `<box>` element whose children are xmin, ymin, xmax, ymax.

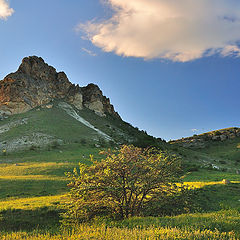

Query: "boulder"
<box><xmin>220</xmin><ymin>135</ymin><xmax>227</xmax><ymax>141</ymax></box>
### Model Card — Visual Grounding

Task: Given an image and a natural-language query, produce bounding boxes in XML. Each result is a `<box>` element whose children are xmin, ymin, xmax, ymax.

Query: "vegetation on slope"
<box><xmin>0</xmin><ymin>103</ymin><xmax>239</xmax><ymax>239</ymax></box>
<box><xmin>0</xmin><ymin>101</ymin><xmax>166</xmax><ymax>153</ymax></box>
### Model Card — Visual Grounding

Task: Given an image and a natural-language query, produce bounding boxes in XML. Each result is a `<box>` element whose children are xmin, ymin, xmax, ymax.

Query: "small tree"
<box><xmin>63</xmin><ymin>145</ymin><xmax>181</xmax><ymax>223</ymax></box>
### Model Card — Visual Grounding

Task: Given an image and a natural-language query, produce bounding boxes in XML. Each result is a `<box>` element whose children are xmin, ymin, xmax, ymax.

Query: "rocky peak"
<box><xmin>18</xmin><ymin>56</ymin><xmax>71</xmax><ymax>88</ymax></box>
<box><xmin>0</xmin><ymin>56</ymin><xmax>120</xmax><ymax>118</ymax></box>
<box><xmin>18</xmin><ymin>56</ymin><xmax>54</xmax><ymax>76</ymax></box>
<box><xmin>16</xmin><ymin>56</ymin><xmax>71</xmax><ymax>88</ymax></box>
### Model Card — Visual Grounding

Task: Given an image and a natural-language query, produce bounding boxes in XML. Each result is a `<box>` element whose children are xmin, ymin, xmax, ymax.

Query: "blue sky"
<box><xmin>0</xmin><ymin>0</ymin><xmax>240</xmax><ymax>140</ymax></box>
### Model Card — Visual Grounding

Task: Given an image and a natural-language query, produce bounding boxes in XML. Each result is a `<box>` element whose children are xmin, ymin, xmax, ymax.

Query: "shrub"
<box><xmin>108</xmin><ymin>140</ymin><xmax>116</xmax><ymax>147</ymax></box>
<box><xmin>219</xmin><ymin>160</ymin><xmax>227</xmax><ymax>164</ymax></box>
<box><xmin>62</xmin><ymin>145</ymin><xmax>182</xmax><ymax>224</ymax></box>
<box><xmin>80</xmin><ymin>139</ymin><xmax>87</xmax><ymax>146</ymax></box>
<box><xmin>29</xmin><ymin>145</ymin><xmax>37</xmax><ymax>151</ymax></box>
<box><xmin>98</xmin><ymin>138</ymin><xmax>106</xmax><ymax>147</ymax></box>
<box><xmin>51</xmin><ymin>140</ymin><xmax>60</xmax><ymax>149</ymax></box>
<box><xmin>182</xmin><ymin>163</ymin><xmax>200</xmax><ymax>172</ymax></box>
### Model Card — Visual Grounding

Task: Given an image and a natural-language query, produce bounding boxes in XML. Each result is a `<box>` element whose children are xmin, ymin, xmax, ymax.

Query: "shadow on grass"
<box><xmin>189</xmin><ymin>183</ymin><xmax>240</xmax><ymax>211</ymax></box>
<box><xmin>143</xmin><ymin>183</ymin><xmax>240</xmax><ymax>217</ymax></box>
<box><xmin>0</xmin><ymin>179</ymin><xmax>67</xmax><ymax>199</ymax></box>
<box><xmin>0</xmin><ymin>207</ymin><xmax>61</xmax><ymax>232</ymax></box>
<box><xmin>112</xmin><ymin>184</ymin><xmax>240</xmax><ymax>237</ymax></box>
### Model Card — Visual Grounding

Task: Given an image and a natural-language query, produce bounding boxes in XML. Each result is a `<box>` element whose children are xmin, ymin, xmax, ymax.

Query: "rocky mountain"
<box><xmin>0</xmin><ymin>56</ymin><xmax>164</xmax><ymax>153</ymax></box>
<box><xmin>170</xmin><ymin>127</ymin><xmax>240</xmax><ymax>148</ymax></box>
<box><xmin>0</xmin><ymin>56</ymin><xmax>120</xmax><ymax>118</ymax></box>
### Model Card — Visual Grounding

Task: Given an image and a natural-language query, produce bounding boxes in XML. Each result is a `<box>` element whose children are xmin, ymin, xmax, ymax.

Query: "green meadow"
<box><xmin>0</xmin><ymin>145</ymin><xmax>239</xmax><ymax>239</ymax></box>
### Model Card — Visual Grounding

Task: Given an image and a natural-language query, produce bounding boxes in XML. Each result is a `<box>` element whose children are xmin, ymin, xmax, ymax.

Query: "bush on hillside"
<box><xmin>80</xmin><ymin>139</ymin><xmax>87</xmax><ymax>146</ymax></box>
<box><xmin>219</xmin><ymin>160</ymin><xmax>227</xmax><ymax>164</ymax></box>
<box><xmin>51</xmin><ymin>140</ymin><xmax>60</xmax><ymax>149</ymax></box>
<box><xmin>29</xmin><ymin>145</ymin><xmax>38</xmax><ymax>151</ymax></box>
<box><xmin>62</xmin><ymin>145</ymin><xmax>182</xmax><ymax>224</ymax></box>
<box><xmin>132</xmin><ymin>136</ymin><xmax>160</xmax><ymax>148</ymax></box>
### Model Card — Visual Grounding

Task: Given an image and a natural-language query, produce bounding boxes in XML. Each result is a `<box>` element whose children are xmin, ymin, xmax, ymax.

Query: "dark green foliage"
<box><xmin>29</xmin><ymin>145</ymin><xmax>38</xmax><ymax>151</ymax></box>
<box><xmin>132</xmin><ymin>135</ymin><xmax>163</xmax><ymax>148</ymax></box>
<box><xmin>108</xmin><ymin>140</ymin><xmax>116</xmax><ymax>147</ymax></box>
<box><xmin>182</xmin><ymin>163</ymin><xmax>200</xmax><ymax>172</ymax></box>
<box><xmin>97</xmin><ymin>138</ymin><xmax>106</xmax><ymax>147</ymax></box>
<box><xmin>219</xmin><ymin>160</ymin><xmax>227</xmax><ymax>164</ymax></box>
<box><xmin>80</xmin><ymin>139</ymin><xmax>87</xmax><ymax>146</ymax></box>
<box><xmin>51</xmin><ymin>141</ymin><xmax>60</xmax><ymax>149</ymax></box>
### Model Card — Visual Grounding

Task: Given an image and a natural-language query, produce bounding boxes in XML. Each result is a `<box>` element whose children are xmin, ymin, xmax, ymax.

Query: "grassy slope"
<box><xmin>0</xmin><ymin>101</ymin><xmax>165</xmax><ymax>152</ymax></box>
<box><xmin>0</xmin><ymin>107</ymin><xmax>100</xmax><ymax>144</ymax></box>
<box><xmin>170</xmin><ymin>140</ymin><xmax>240</xmax><ymax>176</ymax></box>
<box><xmin>171</xmin><ymin>132</ymin><xmax>240</xmax><ymax>171</ymax></box>
<box><xmin>0</xmin><ymin>105</ymin><xmax>239</xmax><ymax>238</ymax></box>
<box><xmin>196</xmin><ymin>137</ymin><xmax>240</xmax><ymax>165</ymax></box>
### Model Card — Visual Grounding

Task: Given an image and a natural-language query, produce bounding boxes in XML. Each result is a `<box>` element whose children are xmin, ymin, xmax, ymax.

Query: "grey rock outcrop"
<box><xmin>0</xmin><ymin>56</ymin><xmax>120</xmax><ymax>118</ymax></box>
<box><xmin>82</xmin><ymin>83</ymin><xmax>120</xmax><ymax>118</ymax></box>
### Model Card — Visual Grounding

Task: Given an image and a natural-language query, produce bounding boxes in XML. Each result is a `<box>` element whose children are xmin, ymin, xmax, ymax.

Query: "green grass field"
<box><xmin>0</xmin><ymin>146</ymin><xmax>239</xmax><ymax>239</ymax></box>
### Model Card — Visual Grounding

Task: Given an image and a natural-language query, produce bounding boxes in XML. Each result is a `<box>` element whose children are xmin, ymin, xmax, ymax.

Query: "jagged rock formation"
<box><xmin>82</xmin><ymin>84</ymin><xmax>120</xmax><ymax>118</ymax></box>
<box><xmin>0</xmin><ymin>56</ymin><xmax>120</xmax><ymax>118</ymax></box>
<box><xmin>170</xmin><ymin>127</ymin><xmax>240</xmax><ymax>148</ymax></box>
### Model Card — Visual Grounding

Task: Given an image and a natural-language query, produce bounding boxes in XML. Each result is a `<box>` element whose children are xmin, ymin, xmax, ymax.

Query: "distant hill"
<box><xmin>170</xmin><ymin>128</ymin><xmax>240</xmax><ymax>172</ymax></box>
<box><xmin>0</xmin><ymin>56</ymin><xmax>165</xmax><ymax>152</ymax></box>
<box><xmin>170</xmin><ymin>127</ymin><xmax>240</xmax><ymax>149</ymax></box>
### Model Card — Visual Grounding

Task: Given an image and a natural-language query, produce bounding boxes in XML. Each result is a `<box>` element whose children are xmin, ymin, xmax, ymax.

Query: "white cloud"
<box><xmin>191</xmin><ymin>129</ymin><xmax>199</xmax><ymax>133</ymax></box>
<box><xmin>82</xmin><ymin>47</ymin><xmax>97</xmax><ymax>56</ymax></box>
<box><xmin>78</xmin><ymin>0</ymin><xmax>240</xmax><ymax>62</ymax></box>
<box><xmin>0</xmin><ymin>0</ymin><xmax>14</xmax><ymax>20</ymax></box>
<box><xmin>221</xmin><ymin>45</ymin><xmax>240</xmax><ymax>57</ymax></box>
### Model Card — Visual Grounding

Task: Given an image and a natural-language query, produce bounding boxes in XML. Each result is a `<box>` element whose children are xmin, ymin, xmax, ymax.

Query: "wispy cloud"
<box><xmin>191</xmin><ymin>129</ymin><xmax>199</xmax><ymax>133</ymax></box>
<box><xmin>81</xmin><ymin>47</ymin><xmax>97</xmax><ymax>56</ymax></box>
<box><xmin>221</xmin><ymin>45</ymin><xmax>240</xmax><ymax>57</ymax></box>
<box><xmin>78</xmin><ymin>0</ymin><xmax>240</xmax><ymax>62</ymax></box>
<box><xmin>0</xmin><ymin>0</ymin><xmax>14</xmax><ymax>20</ymax></box>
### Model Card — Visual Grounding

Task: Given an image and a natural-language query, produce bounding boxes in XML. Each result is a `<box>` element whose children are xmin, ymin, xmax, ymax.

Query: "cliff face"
<box><xmin>81</xmin><ymin>83</ymin><xmax>120</xmax><ymax>118</ymax></box>
<box><xmin>0</xmin><ymin>56</ymin><xmax>120</xmax><ymax>118</ymax></box>
<box><xmin>170</xmin><ymin>127</ymin><xmax>240</xmax><ymax>148</ymax></box>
